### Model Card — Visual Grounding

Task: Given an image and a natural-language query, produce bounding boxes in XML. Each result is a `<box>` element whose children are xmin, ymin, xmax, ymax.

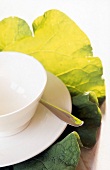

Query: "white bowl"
<box><xmin>0</xmin><ymin>52</ymin><xmax>47</xmax><ymax>136</ymax></box>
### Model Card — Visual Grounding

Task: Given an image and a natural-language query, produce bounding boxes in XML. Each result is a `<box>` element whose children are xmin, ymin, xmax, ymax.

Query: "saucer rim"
<box><xmin>0</xmin><ymin>72</ymin><xmax>72</xmax><ymax>167</ymax></box>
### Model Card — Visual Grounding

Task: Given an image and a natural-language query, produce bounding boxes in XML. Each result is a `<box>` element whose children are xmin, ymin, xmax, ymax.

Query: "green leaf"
<box><xmin>0</xmin><ymin>17</ymin><xmax>32</xmax><ymax>51</ymax></box>
<box><xmin>13</xmin><ymin>132</ymin><xmax>81</xmax><ymax>170</ymax></box>
<box><xmin>1</xmin><ymin>10</ymin><xmax>105</xmax><ymax>99</ymax></box>
<box><xmin>72</xmin><ymin>91</ymin><xmax>102</xmax><ymax>148</ymax></box>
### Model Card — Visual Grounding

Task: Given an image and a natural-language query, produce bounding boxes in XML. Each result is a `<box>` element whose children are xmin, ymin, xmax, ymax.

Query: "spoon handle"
<box><xmin>40</xmin><ymin>99</ymin><xmax>83</xmax><ymax>127</ymax></box>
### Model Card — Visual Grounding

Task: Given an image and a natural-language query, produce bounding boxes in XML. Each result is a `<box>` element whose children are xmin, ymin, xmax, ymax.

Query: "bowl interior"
<box><xmin>0</xmin><ymin>52</ymin><xmax>47</xmax><ymax>115</ymax></box>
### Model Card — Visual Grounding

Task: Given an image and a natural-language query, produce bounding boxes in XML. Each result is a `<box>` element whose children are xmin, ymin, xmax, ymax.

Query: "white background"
<box><xmin>0</xmin><ymin>0</ymin><xmax>110</xmax><ymax>169</ymax></box>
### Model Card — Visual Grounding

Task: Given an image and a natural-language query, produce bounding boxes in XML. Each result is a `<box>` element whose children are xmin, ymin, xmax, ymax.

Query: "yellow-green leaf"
<box><xmin>0</xmin><ymin>17</ymin><xmax>32</xmax><ymax>51</ymax></box>
<box><xmin>2</xmin><ymin>10</ymin><xmax>105</xmax><ymax>99</ymax></box>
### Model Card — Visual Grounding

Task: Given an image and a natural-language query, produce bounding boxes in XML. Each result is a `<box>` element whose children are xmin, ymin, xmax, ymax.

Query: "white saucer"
<box><xmin>0</xmin><ymin>72</ymin><xmax>72</xmax><ymax>167</ymax></box>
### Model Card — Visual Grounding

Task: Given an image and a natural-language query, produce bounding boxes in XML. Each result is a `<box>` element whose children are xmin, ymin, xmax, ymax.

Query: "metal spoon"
<box><xmin>40</xmin><ymin>98</ymin><xmax>84</xmax><ymax>127</ymax></box>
